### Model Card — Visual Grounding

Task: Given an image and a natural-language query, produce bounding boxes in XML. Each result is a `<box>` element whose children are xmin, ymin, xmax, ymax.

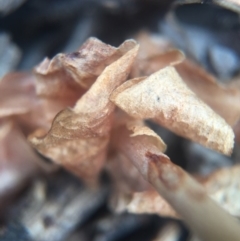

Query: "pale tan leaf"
<box><xmin>30</xmin><ymin>41</ymin><xmax>139</xmax><ymax>181</ymax></box>
<box><xmin>127</xmin><ymin>121</ymin><xmax>167</xmax><ymax>152</ymax></box>
<box><xmin>131</xmin><ymin>33</ymin><xmax>240</xmax><ymax>127</ymax></box>
<box><xmin>176</xmin><ymin>60</ymin><xmax>240</xmax><ymax>126</ymax></box>
<box><xmin>111</xmin><ymin>66</ymin><xmax>234</xmax><ymax>155</ymax></box>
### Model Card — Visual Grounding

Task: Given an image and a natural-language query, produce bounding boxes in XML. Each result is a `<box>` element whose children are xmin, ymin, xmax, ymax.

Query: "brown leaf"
<box><xmin>30</xmin><ymin>41</ymin><xmax>139</xmax><ymax>181</ymax></box>
<box><xmin>111</xmin><ymin>66</ymin><xmax>234</xmax><ymax>155</ymax></box>
<box><xmin>176</xmin><ymin>60</ymin><xmax>240</xmax><ymax>127</ymax></box>
<box><xmin>1</xmin><ymin>37</ymin><xmax>127</xmax><ymax>134</ymax></box>
<box><xmin>34</xmin><ymin>37</ymin><xmax>136</xmax><ymax>97</ymax></box>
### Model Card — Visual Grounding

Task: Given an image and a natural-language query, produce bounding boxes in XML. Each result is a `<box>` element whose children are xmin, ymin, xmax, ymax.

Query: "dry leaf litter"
<box><xmin>1</xmin><ymin>11</ymin><xmax>240</xmax><ymax>241</ymax></box>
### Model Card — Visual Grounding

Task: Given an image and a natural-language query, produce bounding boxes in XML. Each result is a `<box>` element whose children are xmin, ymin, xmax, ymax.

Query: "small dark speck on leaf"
<box><xmin>67</xmin><ymin>52</ymin><xmax>81</xmax><ymax>59</ymax></box>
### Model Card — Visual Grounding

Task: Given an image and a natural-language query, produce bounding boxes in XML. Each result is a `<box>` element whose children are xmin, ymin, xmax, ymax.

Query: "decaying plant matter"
<box><xmin>111</xmin><ymin>121</ymin><xmax>240</xmax><ymax>241</ymax></box>
<box><xmin>1</xmin><ymin>35</ymin><xmax>240</xmax><ymax>240</ymax></box>
<box><xmin>30</xmin><ymin>40</ymin><xmax>139</xmax><ymax>181</ymax></box>
<box><xmin>111</xmin><ymin>66</ymin><xmax>234</xmax><ymax>155</ymax></box>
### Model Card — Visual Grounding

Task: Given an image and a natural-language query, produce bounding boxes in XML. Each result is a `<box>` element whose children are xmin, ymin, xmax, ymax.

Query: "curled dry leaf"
<box><xmin>30</xmin><ymin>41</ymin><xmax>139</xmax><ymax>181</ymax></box>
<box><xmin>0</xmin><ymin>38</ymin><xmax>140</xmax><ymax>136</ymax></box>
<box><xmin>176</xmin><ymin>60</ymin><xmax>240</xmax><ymax>127</ymax></box>
<box><xmin>131</xmin><ymin>32</ymin><xmax>240</xmax><ymax>127</ymax></box>
<box><xmin>203</xmin><ymin>165</ymin><xmax>240</xmax><ymax>218</ymax></box>
<box><xmin>113</xmin><ymin>122</ymin><xmax>240</xmax><ymax>241</ymax></box>
<box><xmin>111</xmin><ymin>66</ymin><xmax>234</xmax><ymax>155</ymax></box>
<box><xmin>0</xmin><ymin>120</ymin><xmax>41</xmax><ymax>207</ymax></box>
<box><xmin>35</xmin><ymin>37</ymin><xmax>136</xmax><ymax>96</ymax></box>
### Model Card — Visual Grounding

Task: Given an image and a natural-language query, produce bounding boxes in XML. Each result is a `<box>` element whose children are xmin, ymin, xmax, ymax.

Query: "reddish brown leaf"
<box><xmin>30</xmin><ymin>41</ymin><xmax>139</xmax><ymax>182</ymax></box>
